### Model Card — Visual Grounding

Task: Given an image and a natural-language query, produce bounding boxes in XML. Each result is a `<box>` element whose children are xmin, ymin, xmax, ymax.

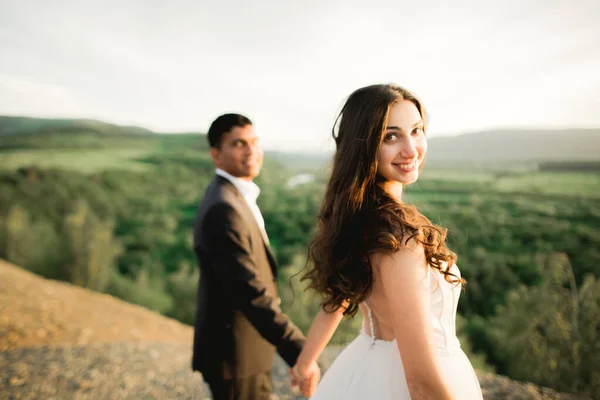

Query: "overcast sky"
<box><xmin>1</xmin><ymin>0</ymin><xmax>599</xmax><ymax>151</ymax></box>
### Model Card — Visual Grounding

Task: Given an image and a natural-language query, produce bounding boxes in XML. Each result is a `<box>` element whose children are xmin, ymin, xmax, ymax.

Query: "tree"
<box><xmin>489</xmin><ymin>252</ymin><xmax>599</xmax><ymax>397</ymax></box>
<box><xmin>3</xmin><ymin>205</ymin><xmax>60</xmax><ymax>277</ymax></box>
<box><xmin>166</xmin><ymin>261</ymin><xmax>199</xmax><ymax>324</ymax></box>
<box><xmin>62</xmin><ymin>199</ymin><xmax>122</xmax><ymax>292</ymax></box>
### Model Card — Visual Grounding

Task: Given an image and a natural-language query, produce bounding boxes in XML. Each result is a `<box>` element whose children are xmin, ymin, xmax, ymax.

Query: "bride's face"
<box><xmin>376</xmin><ymin>100</ymin><xmax>427</xmax><ymax>187</ymax></box>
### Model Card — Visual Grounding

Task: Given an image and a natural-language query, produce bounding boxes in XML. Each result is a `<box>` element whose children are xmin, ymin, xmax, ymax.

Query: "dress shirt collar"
<box><xmin>216</xmin><ymin>168</ymin><xmax>260</xmax><ymax>202</ymax></box>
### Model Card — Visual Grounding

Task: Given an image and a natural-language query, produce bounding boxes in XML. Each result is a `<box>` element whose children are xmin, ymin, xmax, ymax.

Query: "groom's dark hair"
<box><xmin>207</xmin><ymin>113</ymin><xmax>253</xmax><ymax>148</ymax></box>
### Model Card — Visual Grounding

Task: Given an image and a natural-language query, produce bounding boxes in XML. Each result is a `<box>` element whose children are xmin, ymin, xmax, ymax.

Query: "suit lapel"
<box><xmin>217</xmin><ymin>176</ymin><xmax>279</xmax><ymax>278</ymax></box>
<box><xmin>263</xmin><ymin>241</ymin><xmax>278</xmax><ymax>279</ymax></box>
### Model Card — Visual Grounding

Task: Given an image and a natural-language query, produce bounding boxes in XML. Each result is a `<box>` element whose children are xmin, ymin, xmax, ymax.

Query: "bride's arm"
<box><xmin>294</xmin><ymin>302</ymin><xmax>346</xmax><ymax>375</ymax></box>
<box><xmin>376</xmin><ymin>240</ymin><xmax>454</xmax><ymax>400</ymax></box>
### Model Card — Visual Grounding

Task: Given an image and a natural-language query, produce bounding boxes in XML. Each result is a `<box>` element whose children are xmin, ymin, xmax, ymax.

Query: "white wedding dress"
<box><xmin>310</xmin><ymin>264</ymin><xmax>483</xmax><ymax>399</ymax></box>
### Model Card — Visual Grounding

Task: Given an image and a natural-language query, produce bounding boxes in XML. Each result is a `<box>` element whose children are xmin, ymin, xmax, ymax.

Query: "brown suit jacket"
<box><xmin>192</xmin><ymin>175</ymin><xmax>305</xmax><ymax>382</ymax></box>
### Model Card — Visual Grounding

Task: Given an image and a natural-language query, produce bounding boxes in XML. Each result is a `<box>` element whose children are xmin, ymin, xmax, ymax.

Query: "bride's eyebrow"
<box><xmin>385</xmin><ymin>120</ymin><xmax>424</xmax><ymax>131</ymax></box>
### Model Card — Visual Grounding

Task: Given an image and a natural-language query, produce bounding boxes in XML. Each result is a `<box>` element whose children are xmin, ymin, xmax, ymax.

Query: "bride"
<box><xmin>290</xmin><ymin>84</ymin><xmax>483</xmax><ymax>399</ymax></box>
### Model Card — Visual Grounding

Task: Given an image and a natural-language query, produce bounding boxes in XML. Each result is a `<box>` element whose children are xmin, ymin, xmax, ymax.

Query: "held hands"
<box><xmin>290</xmin><ymin>361</ymin><xmax>321</xmax><ymax>398</ymax></box>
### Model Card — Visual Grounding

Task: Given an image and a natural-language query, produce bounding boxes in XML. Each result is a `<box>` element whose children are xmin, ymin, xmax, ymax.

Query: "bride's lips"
<box><xmin>392</xmin><ymin>160</ymin><xmax>418</xmax><ymax>173</ymax></box>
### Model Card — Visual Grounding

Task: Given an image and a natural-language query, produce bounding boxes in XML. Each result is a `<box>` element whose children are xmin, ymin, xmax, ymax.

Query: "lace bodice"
<box><xmin>363</xmin><ymin>264</ymin><xmax>463</xmax><ymax>354</ymax></box>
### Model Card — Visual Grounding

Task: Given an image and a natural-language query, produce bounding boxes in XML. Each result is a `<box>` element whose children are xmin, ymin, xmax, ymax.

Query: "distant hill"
<box><xmin>0</xmin><ymin>116</ymin><xmax>155</xmax><ymax>136</ymax></box>
<box><xmin>266</xmin><ymin>150</ymin><xmax>331</xmax><ymax>171</ymax></box>
<box><xmin>427</xmin><ymin>128</ymin><xmax>600</xmax><ymax>164</ymax></box>
<box><xmin>0</xmin><ymin>116</ymin><xmax>206</xmax><ymax>151</ymax></box>
<box><xmin>1</xmin><ymin>116</ymin><xmax>599</xmax><ymax>165</ymax></box>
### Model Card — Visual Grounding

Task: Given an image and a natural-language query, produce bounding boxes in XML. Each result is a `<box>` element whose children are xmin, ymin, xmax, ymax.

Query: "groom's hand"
<box><xmin>297</xmin><ymin>362</ymin><xmax>321</xmax><ymax>398</ymax></box>
<box><xmin>289</xmin><ymin>367</ymin><xmax>300</xmax><ymax>389</ymax></box>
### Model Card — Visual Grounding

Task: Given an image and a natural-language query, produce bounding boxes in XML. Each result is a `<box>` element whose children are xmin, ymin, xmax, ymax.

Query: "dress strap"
<box><xmin>364</xmin><ymin>301</ymin><xmax>376</xmax><ymax>347</ymax></box>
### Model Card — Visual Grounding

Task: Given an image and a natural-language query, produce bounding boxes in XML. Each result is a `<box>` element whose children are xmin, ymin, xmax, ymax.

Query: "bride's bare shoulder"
<box><xmin>370</xmin><ymin>236</ymin><xmax>426</xmax><ymax>269</ymax></box>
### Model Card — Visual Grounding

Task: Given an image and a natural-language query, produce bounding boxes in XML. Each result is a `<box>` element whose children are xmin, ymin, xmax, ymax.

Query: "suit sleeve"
<box><xmin>201</xmin><ymin>202</ymin><xmax>306</xmax><ymax>366</ymax></box>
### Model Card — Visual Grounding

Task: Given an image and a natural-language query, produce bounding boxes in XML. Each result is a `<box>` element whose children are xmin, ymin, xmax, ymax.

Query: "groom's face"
<box><xmin>210</xmin><ymin>124</ymin><xmax>263</xmax><ymax>181</ymax></box>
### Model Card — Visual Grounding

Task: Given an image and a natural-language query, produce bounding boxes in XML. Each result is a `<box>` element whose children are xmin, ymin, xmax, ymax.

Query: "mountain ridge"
<box><xmin>1</xmin><ymin>115</ymin><xmax>599</xmax><ymax>163</ymax></box>
<box><xmin>426</xmin><ymin>128</ymin><xmax>600</xmax><ymax>163</ymax></box>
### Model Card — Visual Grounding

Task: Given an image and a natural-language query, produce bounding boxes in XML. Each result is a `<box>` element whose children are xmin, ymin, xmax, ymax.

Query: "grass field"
<box><xmin>493</xmin><ymin>171</ymin><xmax>600</xmax><ymax>197</ymax></box>
<box><xmin>420</xmin><ymin>168</ymin><xmax>600</xmax><ymax>198</ymax></box>
<box><xmin>1</xmin><ymin>146</ymin><xmax>598</xmax><ymax>198</ymax></box>
<box><xmin>0</xmin><ymin>149</ymin><xmax>154</xmax><ymax>173</ymax></box>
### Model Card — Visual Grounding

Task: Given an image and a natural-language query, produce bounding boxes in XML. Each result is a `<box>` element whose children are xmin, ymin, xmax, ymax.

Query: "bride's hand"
<box><xmin>292</xmin><ymin>361</ymin><xmax>321</xmax><ymax>397</ymax></box>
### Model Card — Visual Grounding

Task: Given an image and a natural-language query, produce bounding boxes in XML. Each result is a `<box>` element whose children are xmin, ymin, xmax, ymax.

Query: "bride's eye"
<box><xmin>384</xmin><ymin>133</ymin><xmax>398</xmax><ymax>141</ymax></box>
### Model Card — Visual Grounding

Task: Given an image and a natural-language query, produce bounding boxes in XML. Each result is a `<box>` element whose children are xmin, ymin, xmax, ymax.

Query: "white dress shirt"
<box><xmin>216</xmin><ymin>168</ymin><xmax>268</xmax><ymax>241</ymax></box>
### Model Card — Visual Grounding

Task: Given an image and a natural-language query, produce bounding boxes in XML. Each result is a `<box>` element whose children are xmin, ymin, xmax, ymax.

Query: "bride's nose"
<box><xmin>401</xmin><ymin>138</ymin><xmax>418</xmax><ymax>158</ymax></box>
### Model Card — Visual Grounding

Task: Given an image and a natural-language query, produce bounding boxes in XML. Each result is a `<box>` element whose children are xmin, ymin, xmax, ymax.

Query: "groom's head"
<box><xmin>208</xmin><ymin>113</ymin><xmax>263</xmax><ymax>182</ymax></box>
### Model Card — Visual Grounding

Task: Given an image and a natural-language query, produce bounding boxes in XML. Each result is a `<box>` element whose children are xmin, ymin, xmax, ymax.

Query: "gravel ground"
<box><xmin>0</xmin><ymin>342</ymin><xmax>309</xmax><ymax>400</ymax></box>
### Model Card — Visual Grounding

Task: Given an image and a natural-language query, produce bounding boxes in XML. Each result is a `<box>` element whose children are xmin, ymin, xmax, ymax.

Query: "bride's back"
<box><xmin>359</xmin><ymin>254</ymin><xmax>400</xmax><ymax>341</ymax></box>
<box><xmin>361</xmin><ymin>254</ymin><xmax>463</xmax><ymax>355</ymax></box>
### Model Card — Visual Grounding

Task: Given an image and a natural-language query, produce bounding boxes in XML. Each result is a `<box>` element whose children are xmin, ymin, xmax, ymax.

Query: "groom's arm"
<box><xmin>201</xmin><ymin>202</ymin><xmax>306</xmax><ymax>366</ymax></box>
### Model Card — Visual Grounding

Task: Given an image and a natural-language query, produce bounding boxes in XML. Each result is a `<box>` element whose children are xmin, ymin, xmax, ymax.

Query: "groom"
<box><xmin>192</xmin><ymin>113</ymin><xmax>313</xmax><ymax>399</ymax></box>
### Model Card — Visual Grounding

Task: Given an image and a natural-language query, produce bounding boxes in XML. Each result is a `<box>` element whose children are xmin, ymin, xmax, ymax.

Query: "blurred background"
<box><xmin>1</xmin><ymin>0</ymin><xmax>599</xmax><ymax>398</ymax></box>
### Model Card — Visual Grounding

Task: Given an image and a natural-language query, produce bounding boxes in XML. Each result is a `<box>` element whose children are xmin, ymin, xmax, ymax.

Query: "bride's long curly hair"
<box><xmin>303</xmin><ymin>84</ymin><xmax>464</xmax><ymax>317</ymax></box>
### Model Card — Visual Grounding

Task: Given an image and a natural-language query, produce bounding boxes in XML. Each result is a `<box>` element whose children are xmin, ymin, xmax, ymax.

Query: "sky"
<box><xmin>0</xmin><ymin>0</ymin><xmax>599</xmax><ymax>151</ymax></box>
